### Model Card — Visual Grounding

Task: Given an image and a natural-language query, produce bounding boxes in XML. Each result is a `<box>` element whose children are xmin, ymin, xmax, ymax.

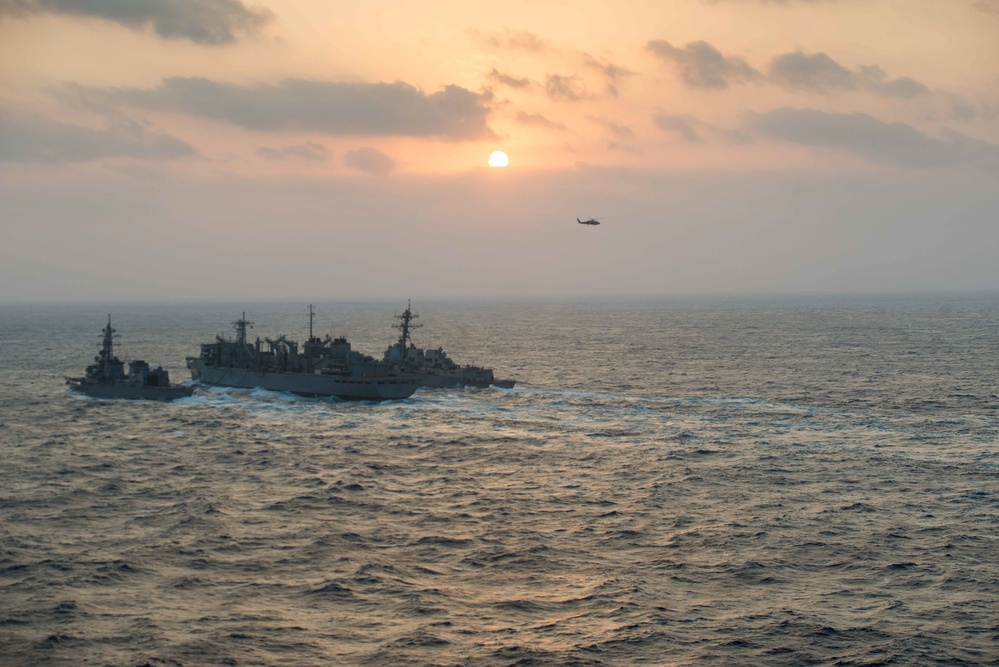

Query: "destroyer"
<box><xmin>382</xmin><ymin>302</ymin><xmax>515</xmax><ymax>389</ymax></box>
<box><xmin>187</xmin><ymin>307</ymin><xmax>418</xmax><ymax>401</ymax></box>
<box><xmin>66</xmin><ymin>315</ymin><xmax>193</xmax><ymax>401</ymax></box>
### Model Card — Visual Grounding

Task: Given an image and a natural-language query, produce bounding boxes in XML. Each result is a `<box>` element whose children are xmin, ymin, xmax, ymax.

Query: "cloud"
<box><xmin>746</xmin><ymin>107</ymin><xmax>999</xmax><ymax>168</ymax></box>
<box><xmin>589</xmin><ymin>116</ymin><xmax>633</xmax><ymax>139</ymax></box>
<box><xmin>0</xmin><ymin>0</ymin><xmax>273</xmax><ymax>45</ymax></box>
<box><xmin>646</xmin><ymin>39</ymin><xmax>761</xmax><ymax>90</ymax></box>
<box><xmin>606</xmin><ymin>140</ymin><xmax>643</xmax><ymax>155</ymax></box>
<box><xmin>0</xmin><ymin>0</ymin><xmax>32</xmax><ymax>15</ymax></box>
<box><xmin>515</xmin><ymin>112</ymin><xmax>566</xmax><ymax>131</ymax></box>
<box><xmin>583</xmin><ymin>54</ymin><xmax>635</xmax><ymax>98</ymax></box>
<box><xmin>721</xmin><ymin>129</ymin><xmax>754</xmax><ymax>145</ymax></box>
<box><xmin>946</xmin><ymin>95</ymin><xmax>978</xmax><ymax>122</ymax></box>
<box><xmin>653</xmin><ymin>113</ymin><xmax>703</xmax><ymax>143</ymax></box>
<box><xmin>345</xmin><ymin>147</ymin><xmax>396</xmax><ymax>176</ymax></box>
<box><xmin>472</xmin><ymin>27</ymin><xmax>547</xmax><ymax>51</ymax></box>
<box><xmin>769</xmin><ymin>51</ymin><xmax>854</xmax><ymax>90</ymax></box>
<box><xmin>545</xmin><ymin>74</ymin><xmax>591</xmax><ymax>102</ymax></box>
<box><xmin>652</xmin><ymin>113</ymin><xmax>751</xmax><ymax>144</ymax></box>
<box><xmin>646</xmin><ymin>40</ymin><xmax>930</xmax><ymax>99</ymax></box>
<box><xmin>0</xmin><ymin>108</ymin><xmax>196</xmax><ymax>162</ymax></box>
<box><xmin>855</xmin><ymin>65</ymin><xmax>929</xmax><ymax>98</ymax></box>
<box><xmin>769</xmin><ymin>52</ymin><xmax>930</xmax><ymax>98</ymax></box>
<box><xmin>68</xmin><ymin>77</ymin><xmax>494</xmax><ymax>140</ymax></box>
<box><xmin>257</xmin><ymin>142</ymin><xmax>330</xmax><ymax>162</ymax></box>
<box><xmin>488</xmin><ymin>69</ymin><xmax>532</xmax><ymax>90</ymax></box>
<box><xmin>583</xmin><ymin>55</ymin><xmax>634</xmax><ymax>84</ymax></box>
<box><xmin>704</xmin><ymin>0</ymin><xmax>850</xmax><ymax>4</ymax></box>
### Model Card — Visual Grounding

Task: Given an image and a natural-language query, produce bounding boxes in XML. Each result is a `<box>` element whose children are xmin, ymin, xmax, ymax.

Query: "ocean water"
<box><xmin>1</xmin><ymin>296</ymin><xmax>997</xmax><ymax>666</ymax></box>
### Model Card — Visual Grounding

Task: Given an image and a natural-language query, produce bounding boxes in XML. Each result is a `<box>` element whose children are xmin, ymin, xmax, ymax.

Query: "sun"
<box><xmin>488</xmin><ymin>150</ymin><xmax>509</xmax><ymax>168</ymax></box>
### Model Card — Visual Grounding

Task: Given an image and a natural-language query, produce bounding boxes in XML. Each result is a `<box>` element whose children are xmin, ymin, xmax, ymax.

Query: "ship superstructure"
<box><xmin>66</xmin><ymin>315</ymin><xmax>193</xmax><ymax>401</ymax></box>
<box><xmin>187</xmin><ymin>306</ymin><xmax>418</xmax><ymax>400</ymax></box>
<box><xmin>382</xmin><ymin>302</ymin><xmax>515</xmax><ymax>389</ymax></box>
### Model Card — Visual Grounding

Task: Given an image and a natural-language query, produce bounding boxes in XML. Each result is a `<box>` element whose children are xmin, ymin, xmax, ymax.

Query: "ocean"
<box><xmin>1</xmin><ymin>296</ymin><xmax>997</xmax><ymax>666</ymax></box>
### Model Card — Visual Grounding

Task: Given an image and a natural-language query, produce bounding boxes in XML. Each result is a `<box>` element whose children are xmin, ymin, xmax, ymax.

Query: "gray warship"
<box><xmin>66</xmin><ymin>316</ymin><xmax>193</xmax><ymax>401</ymax></box>
<box><xmin>382</xmin><ymin>302</ymin><xmax>516</xmax><ymax>389</ymax></box>
<box><xmin>187</xmin><ymin>307</ymin><xmax>418</xmax><ymax>401</ymax></box>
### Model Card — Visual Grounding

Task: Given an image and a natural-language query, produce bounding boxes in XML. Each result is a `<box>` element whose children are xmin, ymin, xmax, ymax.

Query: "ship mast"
<box><xmin>233</xmin><ymin>312</ymin><xmax>254</xmax><ymax>346</ymax></box>
<box><xmin>98</xmin><ymin>314</ymin><xmax>118</xmax><ymax>363</ymax></box>
<box><xmin>393</xmin><ymin>300</ymin><xmax>422</xmax><ymax>348</ymax></box>
<box><xmin>302</xmin><ymin>304</ymin><xmax>327</xmax><ymax>373</ymax></box>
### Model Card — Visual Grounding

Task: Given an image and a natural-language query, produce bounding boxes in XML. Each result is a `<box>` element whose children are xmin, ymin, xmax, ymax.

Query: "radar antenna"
<box><xmin>97</xmin><ymin>314</ymin><xmax>120</xmax><ymax>363</ymax></box>
<box><xmin>233</xmin><ymin>312</ymin><xmax>254</xmax><ymax>346</ymax></box>
<box><xmin>393</xmin><ymin>300</ymin><xmax>422</xmax><ymax>348</ymax></box>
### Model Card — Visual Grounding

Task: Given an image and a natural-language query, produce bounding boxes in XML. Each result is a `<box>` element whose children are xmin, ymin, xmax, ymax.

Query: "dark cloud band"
<box><xmin>770</xmin><ymin>52</ymin><xmax>930</xmax><ymax>97</ymax></box>
<box><xmin>257</xmin><ymin>143</ymin><xmax>330</xmax><ymax>162</ymax></box>
<box><xmin>646</xmin><ymin>40</ymin><xmax>761</xmax><ymax>89</ymax></box>
<box><xmin>648</xmin><ymin>39</ymin><xmax>930</xmax><ymax>99</ymax></box>
<box><xmin>345</xmin><ymin>147</ymin><xmax>396</xmax><ymax>176</ymax></box>
<box><xmin>747</xmin><ymin>107</ymin><xmax>998</xmax><ymax>168</ymax></box>
<box><xmin>68</xmin><ymin>78</ymin><xmax>494</xmax><ymax>141</ymax></box>
<box><xmin>0</xmin><ymin>108</ymin><xmax>197</xmax><ymax>163</ymax></box>
<box><xmin>1</xmin><ymin>0</ymin><xmax>273</xmax><ymax>45</ymax></box>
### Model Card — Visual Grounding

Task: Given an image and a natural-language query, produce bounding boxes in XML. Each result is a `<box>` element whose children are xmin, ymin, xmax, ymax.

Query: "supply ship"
<box><xmin>382</xmin><ymin>302</ymin><xmax>515</xmax><ymax>389</ymax></box>
<box><xmin>66</xmin><ymin>316</ymin><xmax>193</xmax><ymax>401</ymax></box>
<box><xmin>187</xmin><ymin>307</ymin><xmax>418</xmax><ymax>401</ymax></box>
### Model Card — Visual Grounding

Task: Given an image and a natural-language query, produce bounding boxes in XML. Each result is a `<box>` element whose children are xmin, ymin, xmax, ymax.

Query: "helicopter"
<box><xmin>577</xmin><ymin>217</ymin><xmax>601</xmax><ymax>226</ymax></box>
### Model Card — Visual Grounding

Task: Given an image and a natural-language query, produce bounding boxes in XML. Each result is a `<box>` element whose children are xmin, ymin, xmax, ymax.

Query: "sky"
<box><xmin>1</xmin><ymin>0</ymin><xmax>997</xmax><ymax>302</ymax></box>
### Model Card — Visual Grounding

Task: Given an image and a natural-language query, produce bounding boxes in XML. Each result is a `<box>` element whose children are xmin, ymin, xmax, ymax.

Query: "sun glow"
<box><xmin>488</xmin><ymin>150</ymin><xmax>509</xmax><ymax>168</ymax></box>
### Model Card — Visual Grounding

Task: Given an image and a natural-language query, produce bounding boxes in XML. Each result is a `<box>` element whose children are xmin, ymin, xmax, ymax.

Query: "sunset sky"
<box><xmin>1</xmin><ymin>0</ymin><xmax>997</xmax><ymax>301</ymax></box>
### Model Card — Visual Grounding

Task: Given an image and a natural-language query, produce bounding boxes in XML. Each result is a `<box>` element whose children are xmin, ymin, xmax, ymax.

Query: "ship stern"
<box><xmin>186</xmin><ymin>357</ymin><xmax>203</xmax><ymax>381</ymax></box>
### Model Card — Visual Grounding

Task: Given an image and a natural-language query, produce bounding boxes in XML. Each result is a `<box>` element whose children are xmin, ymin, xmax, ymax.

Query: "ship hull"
<box><xmin>416</xmin><ymin>372</ymin><xmax>516</xmax><ymax>389</ymax></box>
<box><xmin>68</xmin><ymin>383</ymin><xmax>193</xmax><ymax>401</ymax></box>
<box><xmin>189</xmin><ymin>360</ymin><xmax>417</xmax><ymax>400</ymax></box>
<box><xmin>383</xmin><ymin>302</ymin><xmax>516</xmax><ymax>391</ymax></box>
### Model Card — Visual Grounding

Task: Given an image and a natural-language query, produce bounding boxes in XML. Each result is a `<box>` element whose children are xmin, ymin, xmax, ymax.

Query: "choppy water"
<box><xmin>1</xmin><ymin>296</ymin><xmax>997</xmax><ymax>666</ymax></box>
